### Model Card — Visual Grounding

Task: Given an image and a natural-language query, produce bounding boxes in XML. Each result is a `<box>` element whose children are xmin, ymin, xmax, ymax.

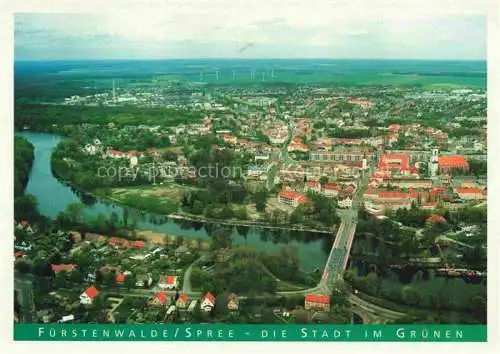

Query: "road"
<box><xmin>266</xmin><ymin>101</ymin><xmax>295</xmax><ymax>191</ymax></box>
<box><xmin>182</xmin><ymin>255</ymin><xmax>209</xmax><ymax>293</ymax></box>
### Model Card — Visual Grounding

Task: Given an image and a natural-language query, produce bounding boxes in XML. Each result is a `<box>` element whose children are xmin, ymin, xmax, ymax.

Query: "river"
<box><xmin>19</xmin><ymin>132</ymin><xmax>329</xmax><ymax>270</ymax></box>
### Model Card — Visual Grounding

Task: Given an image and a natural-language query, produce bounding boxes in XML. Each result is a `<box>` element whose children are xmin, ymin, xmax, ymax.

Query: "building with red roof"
<box><xmin>388</xmin><ymin>124</ymin><xmax>401</xmax><ymax>133</ymax></box>
<box><xmin>322</xmin><ymin>183</ymin><xmax>341</xmax><ymax>197</ymax></box>
<box><xmin>80</xmin><ymin>286</ymin><xmax>100</xmax><ymax>305</ymax></box>
<box><xmin>426</xmin><ymin>214</ymin><xmax>447</xmax><ymax>224</ymax></box>
<box><xmin>134</xmin><ymin>240</ymin><xmax>145</xmax><ymax>248</ymax></box>
<box><xmin>377</xmin><ymin>154</ymin><xmax>411</xmax><ymax>173</ymax></box>
<box><xmin>304</xmin><ymin>181</ymin><xmax>321</xmax><ymax>193</ymax></box>
<box><xmin>455</xmin><ymin>188</ymin><xmax>486</xmax><ymax>200</ymax></box>
<box><xmin>438</xmin><ymin>155</ymin><xmax>469</xmax><ymax>174</ymax></box>
<box><xmin>150</xmin><ymin>291</ymin><xmax>168</xmax><ymax>306</ymax></box>
<box><xmin>108</xmin><ymin>237</ymin><xmax>131</xmax><ymax>249</ymax></box>
<box><xmin>278</xmin><ymin>190</ymin><xmax>308</xmax><ymax>207</ymax></box>
<box><xmin>200</xmin><ymin>292</ymin><xmax>216</xmax><ymax>312</ymax></box>
<box><xmin>51</xmin><ymin>264</ymin><xmax>76</xmax><ymax>273</ymax></box>
<box><xmin>176</xmin><ymin>292</ymin><xmax>190</xmax><ymax>308</ymax></box>
<box><xmin>116</xmin><ymin>273</ymin><xmax>126</xmax><ymax>283</ymax></box>
<box><xmin>158</xmin><ymin>275</ymin><xmax>178</xmax><ymax>290</ymax></box>
<box><xmin>304</xmin><ymin>294</ymin><xmax>330</xmax><ymax>311</ymax></box>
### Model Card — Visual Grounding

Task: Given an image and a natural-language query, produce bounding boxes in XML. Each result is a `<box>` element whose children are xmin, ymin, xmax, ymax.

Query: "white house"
<box><xmin>79</xmin><ymin>286</ymin><xmax>100</xmax><ymax>305</ymax></box>
<box><xmin>338</xmin><ymin>197</ymin><xmax>353</xmax><ymax>209</ymax></box>
<box><xmin>135</xmin><ymin>274</ymin><xmax>153</xmax><ymax>287</ymax></box>
<box><xmin>200</xmin><ymin>292</ymin><xmax>216</xmax><ymax>312</ymax></box>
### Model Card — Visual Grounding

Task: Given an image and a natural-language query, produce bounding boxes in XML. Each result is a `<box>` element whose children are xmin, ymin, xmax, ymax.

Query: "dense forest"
<box><xmin>14</xmin><ymin>103</ymin><xmax>203</xmax><ymax>131</ymax></box>
<box><xmin>14</xmin><ymin>136</ymin><xmax>34</xmax><ymax>198</ymax></box>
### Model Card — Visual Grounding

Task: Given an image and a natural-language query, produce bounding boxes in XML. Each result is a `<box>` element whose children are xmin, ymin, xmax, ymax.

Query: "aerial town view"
<box><xmin>13</xmin><ymin>8</ymin><xmax>487</xmax><ymax>328</ymax></box>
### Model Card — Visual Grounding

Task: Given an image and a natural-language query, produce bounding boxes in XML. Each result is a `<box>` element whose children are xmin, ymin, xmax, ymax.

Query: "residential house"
<box><xmin>150</xmin><ymin>291</ymin><xmax>168</xmax><ymax>306</ymax></box>
<box><xmin>158</xmin><ymin>275</ymin><xmax>178</xmax><ymax>290</ymax></box>
<box><xmin>16</xmin><ymin>220</ymin><xmax>34</xmax><ymax>234</ymax></box>
<box><xmin>200</xmin><ymin>292</ymin><xmax>216</xmax><ymax>312</ymax></box>
<box><xmin>80</xmin><ymin>286</ymin><xmax>100</xmax><ymax>305</ymax></box>
<box><xmin>222</xmin><ymin>134</ymin><xmax>238</xmax><ymax>144</ymax></box>
<box><xmin>304</xmin><ymin>294</ymin><xmax>330</xmax><ymax>311</ymax></box>
<box><xmin>426</xmin><ymin>214</ymin><xmax>447</xmax><ymax>226</ymax></box>
<box><xmin>116</xmin><ymin>273</ymin><xmax>127</xmax><ymax>284</ymax></box>
<box><xmin>322</xmin><ymin>183</ymin><xmax>340</xmax><ymax>198</ymax></box>
<box><xmin>135</xmin><ymin>274</ymin><xmax>153</xmax><ymax>288</ymax></box>
<box><xmin>133</xmin><ymin>240</ymin><xmax>145</xmax><ymax>249</ymax></box>
<box><xmin>176</xmin><ymin>293</ymin><xmax>190</xmax><ymax>309</ymax></box>
<box><xmin>227</xmin><ymin>293</ymin><xmax>239</xmax><ymax>311</ymax></box>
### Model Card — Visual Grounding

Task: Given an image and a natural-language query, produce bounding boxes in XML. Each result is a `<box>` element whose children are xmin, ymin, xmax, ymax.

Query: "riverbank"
<box><xmin>134</xmin><ymin>230</ymin><xmax>211</xmax><ymax>250</ymax></box>
<box><xmin>81</xmin><ymin>184</ymin><xmax>337</xmax><ymax>235</ymax></box>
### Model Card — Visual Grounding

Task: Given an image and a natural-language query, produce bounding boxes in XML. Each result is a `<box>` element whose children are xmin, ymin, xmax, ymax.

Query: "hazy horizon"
<box><xmin>14</xmin><ymin>0</ymin><xmax>488</xmax><ymax>61</ymax></box>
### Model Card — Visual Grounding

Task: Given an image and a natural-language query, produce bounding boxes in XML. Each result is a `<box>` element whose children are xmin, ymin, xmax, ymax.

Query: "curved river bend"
<box><xmin>19</xmin><ymin>132</ymin><xmax>328</xmax><ymax>270</ymax></box>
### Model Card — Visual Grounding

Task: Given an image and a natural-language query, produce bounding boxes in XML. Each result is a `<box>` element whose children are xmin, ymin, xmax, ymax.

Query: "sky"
<box><xmin>13</xmin><ymin>0</ymin><xmax>489</xmax><ymax>61</ymax></box>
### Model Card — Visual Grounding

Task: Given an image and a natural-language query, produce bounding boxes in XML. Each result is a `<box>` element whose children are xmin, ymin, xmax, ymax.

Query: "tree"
<box><xmin>15</xmin><ymin>260</ymin><xmax>32</xmax><ymax>274</ymax></box>
<box><xmin>401</xmin><ymin>286</ymin><xmax>422</xmax><ymax>306</ymax></box>
<box><xmin>124</xmin><ymin>275</ymin><xmax>136</xmax><ymax>290</ymax></box>
<box><xmin>14</xmin><ymin>194</ymin><xmax>39</xmax><ymax>222</ymax></box>
<box><xmin>254</xmin><ymin>190</ymin><xmax>268</xmax><ymax>212</ymax></box>
<box><xmin>65</xmin><ymin>203</ymin><xmax>85</xmax><ymax>224</ymax></box>
<box><xmin>211</xmin><ymin>227</ymin><xmax>233</xmax><ymax>250</ymax></box>
<box><xmin>364</xmin><ymin>272</ymin><xmax>381</xmax><ymax>295</ymax></box>
<box><xmin>32</xmin><ymin>257</ymin><xmax>52</xmax><ymax>277</ymax></box>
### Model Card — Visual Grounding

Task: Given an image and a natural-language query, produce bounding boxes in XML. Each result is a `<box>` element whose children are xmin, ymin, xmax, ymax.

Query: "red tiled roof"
<box><xmin>305</xmin><ymin>181</ymin><xmax>320</xmax><ymax>187</ymax></box>
<box><xmin>178</xmin><ymin>292</ymin><xmax>189</xmax><ymax>303</ymax></box>
<box><xmin>83</xmin><ymin>286</ymin><xmax>100</xmax><ymax>299</ymax></box>
<box><xmin>377</xmin><ymin>154</ymin><xmax>410</xmax><ymax>171</ymax></box>
<box><xmin>323</xmin><ymin>183</ymin><xmax>340</xmax><ymax>191</ymax></box>
<box><xmin>51</xmin><ymin>264</ymin><xmax>76</xmax><ymax>272</ymax></box>
<box><xmin>378</xmin><ymin>192</ymin><xmax>410</xmax><ymax>199</ymax></box>
<box><xmin>134</xmin><ymin>240</ymin><xmax>145</xmax><ymax>248</ymax></box>
<box><xmin>305</xmin><ymin>294</ymin><xmax>330</xmax><ymax>304</ymax></box>
<box><xmin>203</xmin><ymin>292</ymin><xmax>216</xmax><ymax>304</ymax></box>
<box><xmin>279</xmin><ymin>190</ymin><xmax>308</xmax><ymax>203</ymax></box>
<box><xmin>14</xmin><ymin>251</ymin><xmax>24</xmax><ymax>258</ymax></box>
<box><xmin>438</xmin><ymin>155</ymin><xmax>469</xmax><ymax>167</ymax></box>
<box><xmin>426</xmin><ymin>214</ymin><xmax>446</xmax><ymax>223</ymax></box>
<box><xmin>160</xmin><ymin>275</ymin><xmax>177</xmax><ymax>285</ymax></box>
<box><xmin>116</xmin><ymin>274</ymin><xmax>126</xmax><ymax>283</ymax></box>
<box><xmin>155</xmin><ymin>291</ymin><xmax>167</xmax><ymax>305</ymax></box>
<box><xmin>456</xmin><ymin>188</ymin><xmax>484</xmax><ymax>194</ymax></box>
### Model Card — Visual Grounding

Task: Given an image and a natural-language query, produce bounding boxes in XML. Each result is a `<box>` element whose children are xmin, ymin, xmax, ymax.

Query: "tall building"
<box><xmin>428</xmin><ymin>148</ymin><xmax>439</xmax><ymax>177</ymax></box>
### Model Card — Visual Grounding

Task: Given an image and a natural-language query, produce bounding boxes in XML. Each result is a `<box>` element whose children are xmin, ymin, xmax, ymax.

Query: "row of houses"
<box><xmin>149</xmin><ymin>291</ymin><xmax>239</xmax><ymax>313</ymax></box>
